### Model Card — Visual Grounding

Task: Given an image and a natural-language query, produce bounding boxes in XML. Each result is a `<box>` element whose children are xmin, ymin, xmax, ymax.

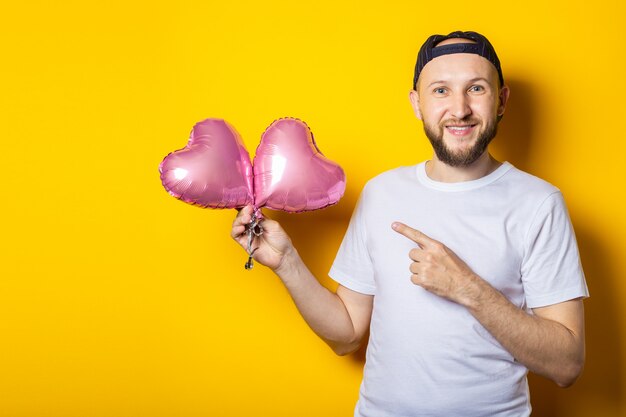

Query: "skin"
<box><xmin>231</xmin><ymin>206</ymin><xmax>373</xmax><ymax>356</ymax></box>
<box><xmin>410</xmin><ymin>38</ymin><xmax>510</xmax><ymax>182</ymax></box>
<box><xmin>390</xmin><ymin>223</ymin><xmax>585</xmax><ymax>387</ymax></box>
<box><xmin>231</xmin><ymin>39</ymin><xmax>585</xmax><ymax>387</ymax></box>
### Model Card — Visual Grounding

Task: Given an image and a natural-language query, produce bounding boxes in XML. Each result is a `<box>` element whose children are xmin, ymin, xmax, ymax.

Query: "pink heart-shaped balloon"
<box><xmin>253</xmin><ymin>118</ymin><xmax>346</xmax><ymax>212</ymax></box>
<box><xmin>159</xmin><ymin>117</ymin><xmax>345</xmax><ymax>213</ymax></box>
<box><xmin>159</xmin><ymin>119</ymin><xmax>254</xmax><ymax>208</ymax></box>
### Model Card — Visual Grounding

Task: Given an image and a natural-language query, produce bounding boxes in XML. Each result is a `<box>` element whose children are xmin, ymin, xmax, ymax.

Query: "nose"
<box><xmin>449</xmin><ymin>93</ymin><xmax>472</xmax><ymax>120</ymax></box>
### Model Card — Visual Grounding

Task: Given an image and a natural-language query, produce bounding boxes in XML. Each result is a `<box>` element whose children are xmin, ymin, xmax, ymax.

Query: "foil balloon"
<box><xmin>159</xmin><ymin>119</ymin><xmax>254</xmax><ymax>208</ymax></box>
<box><xmin>253</xmin><ymin>118</ymin><xmax>346</xmax><ymax>212</ymax></box>
<box><xmin>159</xmin><ymin>117</ymin><xmax>345</xmax><ymax>213</ymax></box>
<box><xmin>160</xmin><ymin>117</ymin><xmax>346</xmax><ymax>270</ymax></box>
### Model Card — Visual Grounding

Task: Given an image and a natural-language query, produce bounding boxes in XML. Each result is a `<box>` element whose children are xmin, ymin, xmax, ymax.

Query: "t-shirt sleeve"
<box><xmin>329</xmin><ymin>190</ymin><xmax>376</xmax><ymax>295</ymax></box>
<box><xmin>521</xmin><ymin>191</ymin><xmax>589</xmax><ymax>308</ymax></box>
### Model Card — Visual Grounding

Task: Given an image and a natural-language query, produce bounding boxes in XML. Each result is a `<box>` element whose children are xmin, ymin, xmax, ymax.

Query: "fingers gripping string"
<box><xmin>244</xmin><ymin>213</ymin><xmax>263</xmax><ymax>270</ymax></box>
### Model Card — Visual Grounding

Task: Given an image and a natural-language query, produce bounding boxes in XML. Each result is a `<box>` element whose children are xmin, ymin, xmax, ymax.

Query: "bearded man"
<box><xmin>232</xmin><ymin>31</ymin><xmax>588</xmax><ymax>416</ymax></box>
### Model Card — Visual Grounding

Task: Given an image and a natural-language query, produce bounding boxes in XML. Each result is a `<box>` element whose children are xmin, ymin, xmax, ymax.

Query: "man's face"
<box><xmin>410</xmin><ymin>41</ymin><xmax>508</xmax><ymax>167</ymax></box>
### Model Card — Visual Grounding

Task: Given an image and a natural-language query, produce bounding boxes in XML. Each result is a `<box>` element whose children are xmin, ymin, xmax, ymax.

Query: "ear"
<box><xmin>409</xmin><ymin>90</ymin><xmax>423</xmax><ymax>121</ymax></box>
<box><xmin>497</xmin><ymin>84</ymin><xmax>510</xmax><ymax>117</ymax></box>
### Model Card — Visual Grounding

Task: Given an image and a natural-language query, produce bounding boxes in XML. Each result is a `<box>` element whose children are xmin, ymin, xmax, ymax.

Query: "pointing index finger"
<box><xmin>392</xmin><ymin>222</ymin><xmax>433</xmax><ymax>247</ymax></box>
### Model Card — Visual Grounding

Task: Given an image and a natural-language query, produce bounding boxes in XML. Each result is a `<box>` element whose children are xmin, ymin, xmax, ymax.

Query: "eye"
<box><xmin>469</xmin><ymin>85</ymin><xmax>485</xmax><ymax>93</ymax></box>
<box><xmin>433</xmin><ymin>87</ymin><xmax>447</xmax><ymax>95</ymax></box>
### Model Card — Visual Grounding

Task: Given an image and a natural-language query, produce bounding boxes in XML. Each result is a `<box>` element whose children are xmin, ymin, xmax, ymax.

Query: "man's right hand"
<box><xmin>231</xmin><ymin>205</ymin><xmax>373</xmax><ymax>356</ymax></box>
<box><xmin>231</xmin><ymin>205</ymin><xmax>294</xmax><ymax>271</ymax></box>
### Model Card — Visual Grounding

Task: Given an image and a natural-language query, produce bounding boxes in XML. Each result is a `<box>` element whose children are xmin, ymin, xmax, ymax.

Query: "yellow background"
<box><xmin>1</xmin><ymin>0</ymin><xmax>624</xmax><ymax>416</ymax></box>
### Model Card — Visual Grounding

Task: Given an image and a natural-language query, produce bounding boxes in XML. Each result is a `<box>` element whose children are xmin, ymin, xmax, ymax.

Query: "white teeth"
<box><xmin>448</xmin><ymin>126</ymin><xmax>470</xmax><ymax>131</ymax></box>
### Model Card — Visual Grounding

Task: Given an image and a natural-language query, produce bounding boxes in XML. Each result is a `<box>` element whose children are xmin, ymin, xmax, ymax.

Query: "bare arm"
<box><xmin>465</xmin><ymin>283</ymin><xmax>584</xmax><ymax>387</ymax></box>
<box><xmin>232</xmin><ymin>206</ymin><xmax>373</xmax><ymax>355</ymax></box>
<box><xmin>392</xmin><ymin>222</ymin><xmax>585</xmax><ymax>387</ymax></box>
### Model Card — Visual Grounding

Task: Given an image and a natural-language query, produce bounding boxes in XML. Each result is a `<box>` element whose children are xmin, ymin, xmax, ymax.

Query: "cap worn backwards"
<box><xmin>413</xmin><ymin>31</ymin><xmax>504</xmax><ymax>90</ymax></box>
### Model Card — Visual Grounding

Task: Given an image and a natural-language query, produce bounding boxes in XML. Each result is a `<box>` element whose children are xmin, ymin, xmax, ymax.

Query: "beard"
<box><xmin>423</xmin><ymin>117</ymin><xmax>498</xmax><ymax>167</ymax></box>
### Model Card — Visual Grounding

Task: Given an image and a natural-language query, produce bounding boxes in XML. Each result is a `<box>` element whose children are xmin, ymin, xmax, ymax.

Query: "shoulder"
<box><xmin>500</xmin><ymin>165</ymin><xmax>573</xmax><ymax>232</ymax></box>
<box><xmin>501</xmin><ymin>164</ymin><xmax>561</xmax><ymax>201</ymax></box>
<box><xmin>363</xmin><ymin>164</ymin><xmax>421</xmax><ymax>192</ymax></box>
<box><xmin>351</xmin><ymin>165</ymin><xmax>423</xmax><ymax>214</ymax></box>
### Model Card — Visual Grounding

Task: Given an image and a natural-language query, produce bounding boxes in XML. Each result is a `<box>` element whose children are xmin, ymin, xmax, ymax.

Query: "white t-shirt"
<box><xmin>329</xmin><ymin>162</ymin><xmax>588</xmax><ymax>417</ymax></box>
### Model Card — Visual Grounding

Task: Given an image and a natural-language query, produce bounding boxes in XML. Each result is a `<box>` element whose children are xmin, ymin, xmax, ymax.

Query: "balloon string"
<box><xmin>244</xmin><ymin>213</ymin><xmax>263</xmax><ymax>270</ymax></box>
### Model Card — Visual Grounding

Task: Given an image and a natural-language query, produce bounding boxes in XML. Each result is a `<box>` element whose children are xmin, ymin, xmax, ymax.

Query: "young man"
<box><xmin>232</xmin><ymin>31</ymin><xmax>588</xmax><ymax>416</ymax></box>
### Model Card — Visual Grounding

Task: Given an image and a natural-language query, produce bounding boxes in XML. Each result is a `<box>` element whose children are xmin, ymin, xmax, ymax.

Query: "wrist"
<box><xmin>274</xmin><ymin>245</ymin><xmax>301</xmax><ymax>277</ymax></box>
<box><xmin>458</xmin><ymin>272</ymin><xmax>492</xmax><ymax>311</ymax></box>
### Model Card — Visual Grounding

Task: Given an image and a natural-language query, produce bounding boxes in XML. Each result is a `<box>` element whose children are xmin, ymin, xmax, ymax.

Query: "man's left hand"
<box><xmin>392</xmin><ymin>221</ymin><xmax>484</xmax><ymax>307</ymax></box>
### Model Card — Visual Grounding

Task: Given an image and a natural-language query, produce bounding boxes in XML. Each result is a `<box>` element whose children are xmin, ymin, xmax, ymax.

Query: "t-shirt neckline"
<box><xmin>415</xmin><ymin>161</ymin><xmax>513</xmax><ymax>192</ymax></box>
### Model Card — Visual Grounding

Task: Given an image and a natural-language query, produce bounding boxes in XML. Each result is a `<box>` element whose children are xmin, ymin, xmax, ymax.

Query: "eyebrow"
<box><xmin>426</xmin><ymin>77</ymin><xmax>491</xmax><ymax>88</ymax></box>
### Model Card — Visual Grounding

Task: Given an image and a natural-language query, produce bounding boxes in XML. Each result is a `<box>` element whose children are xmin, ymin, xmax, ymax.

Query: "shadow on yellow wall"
<box><xmin>496</xmin><ymin>78</ymin><xmax>623</xmax><ymax>415</ymax></box>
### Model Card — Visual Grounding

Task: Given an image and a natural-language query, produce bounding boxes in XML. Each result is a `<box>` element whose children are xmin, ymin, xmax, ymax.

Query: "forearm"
<box><xmin>392</xmin><ymin>222</ymin><xmax>585</xmax><ymax>386</ymax></box>
<box><xmin>274</xmin><ymin>247</ymin><xmax>364</xmax><ymax>355</ymax></box>
<box><xmin>463</xmin><ymin>277</ymin><xmax>585</xmax><ymax>387</ymax></box>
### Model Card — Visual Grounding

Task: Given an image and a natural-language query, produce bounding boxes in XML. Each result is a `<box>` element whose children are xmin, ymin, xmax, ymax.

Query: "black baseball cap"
<box><xmin>413</xmin><ymin>31</ymin><xmax>504</xmax><ymax>90</ymax></box>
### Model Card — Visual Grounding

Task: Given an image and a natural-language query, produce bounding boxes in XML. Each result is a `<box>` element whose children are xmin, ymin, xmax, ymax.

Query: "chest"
<box><xmin>363</xmin><ymin>187</ymin><xmax>528</xmax><ymax>305</ymax></box>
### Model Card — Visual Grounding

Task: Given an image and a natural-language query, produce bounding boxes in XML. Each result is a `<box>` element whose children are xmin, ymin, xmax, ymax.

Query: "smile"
<box><xmin>445</xmin><ymin>124</ymin><xmax>476</xmax><ymax>136</ymax></box>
